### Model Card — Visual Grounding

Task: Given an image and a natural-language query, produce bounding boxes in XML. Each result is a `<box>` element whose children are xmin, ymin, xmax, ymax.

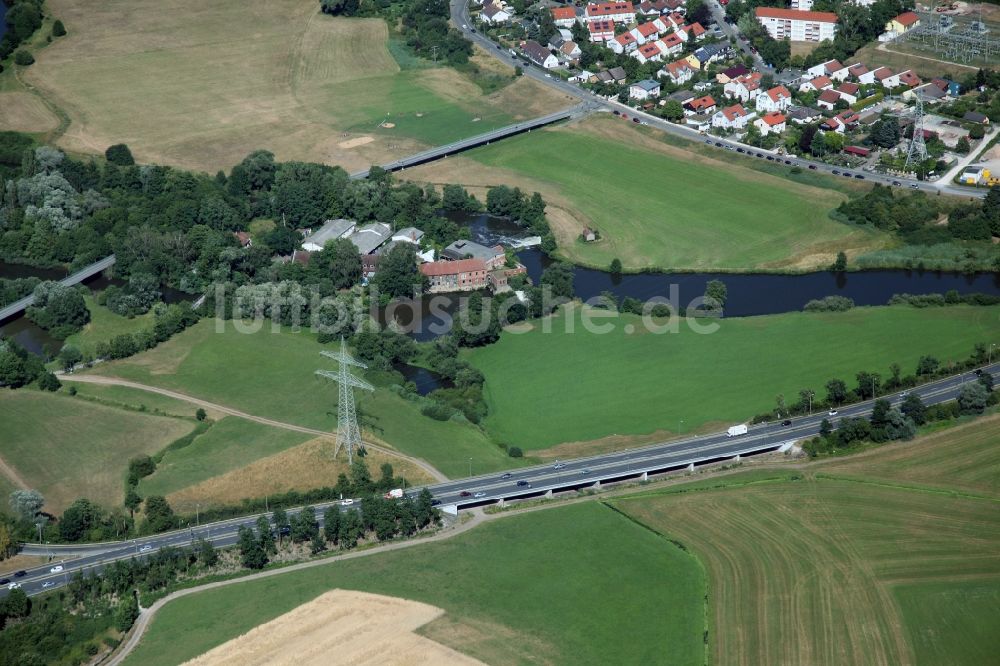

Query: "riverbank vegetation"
<box><xmin>465</xmin><ymin>304</ymin><xmax>1000</xmax><ymax>449</ymax></box>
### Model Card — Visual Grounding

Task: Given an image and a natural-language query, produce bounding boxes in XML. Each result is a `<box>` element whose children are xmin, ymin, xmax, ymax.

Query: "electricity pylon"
<box><xmin>315</xmin><ymin>338</ymin><xmax>374</xmax><ymax>464</ymax></box>
<box><xmin>905</xmin><ymin>96</ymin><xmax>928</xmax><ymax>170</ymax></box>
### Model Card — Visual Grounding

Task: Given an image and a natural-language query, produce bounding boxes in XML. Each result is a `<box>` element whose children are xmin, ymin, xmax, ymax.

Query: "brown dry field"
<box><xmin>19</xmin><ymin>0</ymin><xmax>571</xmax><ymax>173</ymax></box>
<box><xmin>0</xmin><ymin>554</ymin><xmax>49</xmax><ymax>576</ymax></box>
<box><xmin>182</xmin><ymin>589</ymin><xmax>486</xmax><ymax>666</ymax></box>
<box><xmin>0</xmin><ymin>92</ymin><xmax>60</xmax><ymax>132</ymax></box>
<box><xmin>166</xmin><ymin>436</ymin><xmax>436</xmax><ymax>513</ymax></box>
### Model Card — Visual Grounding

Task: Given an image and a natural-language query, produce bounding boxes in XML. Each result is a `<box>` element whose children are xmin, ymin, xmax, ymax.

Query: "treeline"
<box><xmin>319</xmin><ymin>0</ymin><xmax>472</xmax><ymax>65</ymax></box>
<box><xmin>237</xmin><ymin>488</ymin><xmax>440</xmax><ymax>569</ymax></box>
<box><xmin>751</xmin><ymin>342</ymin><xmax>995</xmax><ymax>423</ymax></box>
<box><xmin>0</xmin><ymin>276</ymin><xmax>39</xmax><ymax>307</ymax></box>
<box><xmin>837</xmin><ymin>185</ymin><xmax>1000</xmax><ymax>243</ymax></box>
<box><xmin>804</xmin><ymin>378</ymin><xmax>994</xmax><ymax>456</ymax></box>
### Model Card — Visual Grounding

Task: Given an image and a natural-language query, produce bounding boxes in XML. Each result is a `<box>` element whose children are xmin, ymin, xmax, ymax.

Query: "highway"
<box><xmin>0</xmin><ymin>255</ymin><xmax>116</xmax><ymax>323</ymax></box>
<box><xmin>449</xmin><ymin>0</ymin><xmax>987</xmax><ymax>200</ymax></box>
<box><xmin>4</xmin><ymin>363</ymin><xmax>996</xmax><ymax>598</ymax></box>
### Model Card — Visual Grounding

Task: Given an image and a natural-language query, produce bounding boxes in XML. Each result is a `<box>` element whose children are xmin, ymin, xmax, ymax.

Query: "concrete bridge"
<box><xmin>0</xmin><ymin>255</ymin><xmax>116</xmax><ymax>323</ymax></box>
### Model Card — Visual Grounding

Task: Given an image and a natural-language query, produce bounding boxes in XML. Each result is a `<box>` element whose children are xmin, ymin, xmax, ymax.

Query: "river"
<box><xmin>0</xmin><ymin>3</ymin><xmax>7</xmax><ymax>42</ymax></box>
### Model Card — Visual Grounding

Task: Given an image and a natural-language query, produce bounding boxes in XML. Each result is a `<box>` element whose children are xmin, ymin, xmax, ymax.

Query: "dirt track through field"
<box><xmin>59</xmin><ymin>374</ymin><xmax>448</xmax><ymax>483</ymax></box>
<box><xmin>181</xmin><ymin>590</ymin><xmax>486</xmax><ymax>666</ymax></box>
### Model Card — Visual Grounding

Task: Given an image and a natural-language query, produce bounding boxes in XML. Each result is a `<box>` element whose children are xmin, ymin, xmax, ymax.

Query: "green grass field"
<box><xmin>61</xmin><ymin>295</ymin><xmax>154</xmax><ymax>358</ymax></box>
<box><xmin>460</xmin><ymin>118</ymin><xmax>882</xmax><ymax>271</ymax></box>
<box><xmin>138</xmin><ymin>417</ymin><xmax>311</xmax><ymax>499</ymax></box>
<box><xmin>614</xmin><ymin>417</ymin><xmax>1000</xmax><ymax>665</ymax></box>
<box><xmin>0</xmin><ymin>390</ymin><xmax>196</xmax><ymax>512</ymax></box>
<box><xmin>123</xmin><ymin>502</ymin><xmax>706</xmax><ymax>666</ymax></box>
<box><xmin>466</xmin><ymin>304</ymin><xmax>1000</xmax><ymax>449</ymax></box>
<box><xmin>65</xmin><ymin>382</ymin><xmax>208</xmax><ymax>419</ymax></box>
<box><xmin>86</xmin><ymin>320</ymin><xmax>517</xmax><ymax>478</ymax></box>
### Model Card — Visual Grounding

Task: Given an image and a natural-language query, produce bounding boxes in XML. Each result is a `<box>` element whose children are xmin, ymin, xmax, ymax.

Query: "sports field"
<box><xmin>465</xmin><ymin>304</ymin><xmax>1000</xmax><ymax>449</ymax></box>
<box><xmin>0</xmin><ymin>390</ymin><xmax>196</xmax><ymax>512</ymax></box>
<box><xmin>19</xmin><ymin>0</ymin><xmax>571</xmax><ymax>173</ymax></box>
<box><xmin>614</xmin><ymin>416</ymin><xmax>1000</xmax><ymax>666</ymax></box>
<box><xmin>123</xmin><ymin>502</ymin><xmax>706</xmax><ymax>666</ymax></box>
<box><xmin>86</xmin><ymin>320</ymin><xmax>517</xmax><ymax>478</ymax></box>
<box><xmin>409</xmin><ymin>116</ymin><xmax>885</xmax><ymax>272</ymax></box>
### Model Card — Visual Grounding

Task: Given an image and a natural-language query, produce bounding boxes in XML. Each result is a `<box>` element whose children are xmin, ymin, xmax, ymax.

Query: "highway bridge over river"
<box><xmin>4</xmin><ymin>364</ymin><xmax>996</xmax><ymax>599</ymax></box>
<box><xmin>0</xmin><ymin>255</ymin><xmax>117</xmax><ymax>323</ymax></box>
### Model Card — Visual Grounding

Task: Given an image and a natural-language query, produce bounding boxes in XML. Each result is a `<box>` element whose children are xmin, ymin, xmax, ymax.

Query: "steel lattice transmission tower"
<box><xmin>905</xmin><ymin>96</ymin><xmax>928</xmax><ymax>170</ymax></box>
<box><xmin>315</xmin><ymin>338</ymin><xmax>374</xmax><ymax>464</ymax></box>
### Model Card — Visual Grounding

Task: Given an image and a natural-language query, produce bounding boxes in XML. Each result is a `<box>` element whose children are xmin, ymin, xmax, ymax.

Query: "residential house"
<box><xmin>724</xmin><ymin>72</ymin><xmax>763</xmax><ymax>102</ymax></box>
<box><xmin>806</xmin><ymin>59</ymin><xmax>849</xmax><ymax>81</ymax></box>
<box><xmin>834</xmin><ymin>82</ymin><xmax>859</xmax><ymax>104</ymax></box>
<box><xmin>569</xmin><ymin>69</ymin><xmax>595</xmax><ymax>83</ymax></box>
<box><xmin>799</xmin><ymin>75</ymin><xmax>833</xmax><ymax>93</ymax></box>
<box><xmin>791</xmin><ymin>0</ymin><xmax>813</xmax><ymax>8</ymax></box>
<box><xmin>821</xmin><ymin>109</ymin><xmax>860</xmax><ymax>133</ymax></box>
<box><xmin>930</xmin><ymin>78</ymin><xmax>962</xmax><ymax>98</ymax></box>
<box><xmin>678</xmin><ymin>22</ymin><xmax>706</xmax><ymax>41</ymax></box>
<box><xmin>847</xmin><ymin>62</ymin><xmax>869</xmax><ymax>80</ymax></box>
<box><xmin>693</xmin><ymin>43</ymin><xmax>729</xmax><ymax>66</ymax></box>
<box><xmin>347</xmin><ymin>222</ymin><xmax>392</xmax><ymax>255</ymax></box>
<box><xmin>963</xmin><ymin>111</ymin><xmax>990</xmax><ymax>125</ymax></box>
<box><xmin>857</xmin><ymin>67</ymin><xmax>878</xmax><ymax>85</ymax></box>
<box><xmin>488</xmin><ymin>265</ymin><xmax>527</xmax><ymax>293</ymax></box>
<box><xmin>610</xmin><ymin>31</ymin><xmax>639</xmax><ymax>53</ymax></box>
<box><xmin>630</xmin><ymin>21</ymin><xmax>661</xmax><ymax>44</ymax></box>
<box><xmin>908</xmin><ymin>82</ymin><xmax>946</xmax><ymax>103</ymax></box>
<box><xmin>480</xmin><ymin>3</ymin><xmax>511</xmax><ymax>24</ymax></box>
<box><xmin>664</xmin><ymin>12</ymin><xmax>686</xmax><ymax>29</ymax></box>
<box><xmin>816</xmin><ymin>88</ymin><xmax>842</xmax><ymax>110</ymax></box>
<box><xmin>685</xmin><ymin>114</ymin><xmax>712</xmax><ymax>131</ymax></box>
<box><xmin>637</xmin><ymin>0</ymin><xmax>662</xmax><ymax>16</ymax></box>
<box><xmin>522</xmin><ymin>40</ymin><xmax>559</xmax><ymax>68</ymax></box>
<box><xmin>754</xmin><ymin>111</ymin><xmax>787</xmax><ymax>135</ymax></box>
<box><xmin>361</xmin><ymin>253</ymin><xmax>381</xmax><ymax>279</ymax></box>
<box><xmin>755</xmin><ymin>7</ymin><xmax>838</xmax><ymax>43</ymax></box>
<box><xmin>654</xmin><ymin>32</ymin><xmax>685</xmax><ymax>56</ymax></box>
<box><xmin>712</xmin><ymin>103</ymin><xmax>754</xmax><ymax>129</ymax></box>
<box><xmin>302</xmin><ymin>218</ymin><xmax>356</xmax><ymax>252</ymax></box>
<box><xmin>756</xmin><ymin>85</ymin><xmax>793</xmax><ymax>112</ymax></box>
<box><xmin>551</xmin><ymin>6</ymin><xmax>577</xmax><ymax>27</ymax></box>
<box><xmin>660</xmin><ymin>58</ymin><xmax>696</xmax><ymax>84</ymax></box>
<box><xmin>548</xmin><ymin>36</ymin><xmax>566</xmax><ymax>51</ymax></box>
<box><xmin>233</xmin><ymin>231</ymin><xmax>252</xmax><ymax>248</ymax></box>
<box><xmin>667</xmin><ymin>89</ymin><xmax>696</xmax><ymax>105</ymax></box>
<box><xmin>873</xmin><ymin>67</ymin><xmax>900</xmax><ymax>89</ymax></box>
<box><xmin>897</xmin><ymin>69</ymin><xmax>921</xmax><ymax>88</ymax></box>
<box><xmin>885</xmin><ymin>11</ymin><xmax>920</xmax><ymax>35</ymax></box>
<box><xmin>441</xmin><ymin>240</ymin><xmax>506</xmax><ymax>270</ymax></box>
<box><xmin>629</xmin><ymin>78</ymin><xmax>662</xmax><ymax>100</ymax></box>
<box><xmin>561</xmin><ymin>41</ymin><xmax>582</xmax><ymax>59</ymax></box>
<box><xmin>717</xmin><ymin>64</ymin><xmax>750</xmax><ymax>84</ymax></box>
<box><xmin>588</xmin><ymin>20</ymin><xmax>616</xmax><ymax>42</ymax></box>
<box><xmin>633</xmin><ymin>42</ymin><xmax>664</xmax><ymax>63</ymax></box>
<box><xmin>420</xmin><ymin>259</ymin><xmax>488</xmax><ymax>294</ymax></box>
<box><xmin>581</xmin><ymin>227</ymin><xmax>597</xmax><ymax>241</ymax></box>
<box><xmin>685</xmin><ymin>95</ymin><xmax>717</xmax><ymax>115</ymax></box>
<box><xmin>608</xmin><ymin>66</ymin><xmax>628</xmax><ymax>82</ymax></box>
<box><xmin>585</xmin><ymin>1</ymin><xmax>635</xmax><ymax>23</ymax></box>
<box><xmin>786</xmin><ymin>105</ymin><xmax>822</xmax><ymax>124</ymax></box>
<box><xmin>652</xmin><ymin>16</ymin><xmax>671</xmax><ymax>32</ymax></box>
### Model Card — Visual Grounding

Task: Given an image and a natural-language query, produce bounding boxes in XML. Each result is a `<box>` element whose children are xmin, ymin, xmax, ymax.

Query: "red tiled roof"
<box><xmin>838</xmin><ymin>82</ymin><xmax>859</xmax><ymax>94</ymax></box>
<box><xmin>617</xmin><ymin>32</ymin><xmax>637</xmax><ymax>44</ymax></box>
<box><xmin>894</xmin><ymin>11</ymin><xmax>919</xmax><ymax>27</ymax></box>
<box><xmin>639</xmin><ymin>43</ymin><xmax>661</xmax><ymax>57</ymax></box>
<box><xmin>847</xmin><ymin>63</ymin><xmax>868</xmax><ymax>76</ymax></box>
<box><xmin>818</xmin><ymin>89</ymin><xmax>841</xmax><ymax>104</ymax></box>
<box><xmin>589</xmin><ymin>19</ymin><xmax>615</xmax><ymax>32</ymax></box>
<box><xmin>761</xmin><ymin>111</ymin><xmax>785</xmax><ymax>126</ymax></box>
<box><xmin>766</xmin><ymin>85</ymin><xmax>791</xmax><ymax>102</ymax></box>
<box><xmin>688</xmin><ymin>95</ymin><xmax>716</xmax><ymax>110</ymax></box>
<box><xmin>823</xmin><ymin>59</ymin><xmax>844</xmax><ymax>73</ymax></box>
<box><xmin>586</xmin><ymin>1</ymin><xmax>635</xmax><ymax>17</ymax></box>
<box><xmin>637</xmin><ymin>22</ymin><xmax>659</xmax><ymax>36</ymax></box>
<box><xmin>755</xmin><ymin>7</ymin><xmax>838</xmax><ymax>22</ymax></box>
<box><xmin>682</xmin><ymin>22</ymin><xmax>705</xmax><ymax>36</ymax></box>
<box><xmin>873</xmin><ymin>66</ymin><xmax>893</xmax><ymax>80</ymax></box>
<box><xmin>722</xmin><ymin>104</ymin><xmax>747</xmax><ymax>120</ymax></box>
<box><xmin>551</xmin><ymin>6</ymin><xmax>576</xmax><ymax>20</ymax></box>
<box><xmin>420</xmin><ymin>259</ymin><xmax>487</xmax><ymax>277</ymax></box>
<box><xmin>898</xmin><ymin>70</ymin><xmax>921</xmax><ymax>86</ymax></box>
<box><xmin>808</xmin><ymin>75</ymin><xmax>832</xmax><ymax>89</ymax></box>
<box><xmin>661</xmin><ymin>32</ymin><xmax>683</xmax><ymax>46</ymax></box>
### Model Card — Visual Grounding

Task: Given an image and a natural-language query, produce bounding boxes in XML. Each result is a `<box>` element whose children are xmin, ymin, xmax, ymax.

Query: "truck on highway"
<box><xmin>383</xmin><ymin>488</ymin><xmax>403</xmax><ymax>499</ymax></box>
<box><xmin>726</xmin><ymin>424</ymin><xmax>748</xmax><ymax>437</ymax></box>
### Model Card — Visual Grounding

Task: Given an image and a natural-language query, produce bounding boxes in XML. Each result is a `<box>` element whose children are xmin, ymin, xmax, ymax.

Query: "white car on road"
<box><xmin>42</xmin><ymin>581</ymin><xmax>56</xmax><ymax>589</ymax></box>
<box><xmin>140</xmin><ymin>545</ymin><xmax>153</xmax><ymax>553</ymax></box>
<box><xmin>50</xmin><ymin>565</ymin><xmax>63</xmax><ymax>573</ymax></box>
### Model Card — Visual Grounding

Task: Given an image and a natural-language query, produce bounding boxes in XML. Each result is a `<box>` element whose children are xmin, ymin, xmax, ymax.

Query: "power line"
<box><xmin>315</xmin><ymin>338</ymin><xmax>374</xmax><ymax>464</ymax></box>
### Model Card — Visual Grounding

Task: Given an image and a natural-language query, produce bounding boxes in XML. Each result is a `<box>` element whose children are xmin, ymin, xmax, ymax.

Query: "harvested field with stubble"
<box><xmin>182</xmin><ymin>590</ymin><xmax>484</xmax><ymax>666</ymax></box>
<box><xmin>0</xmin><ymin>92</ymin><xmax>60</xmax><ymax>133</ymax></box>
<box><xmin>21</xmin><ymin>0</ymin><xmax>571</xmax><ymax>173</ymax></box>
<box><xmin>163</xmin><ymin>435</ymin><xmax>437</xmax><ymax>513</ymax></box>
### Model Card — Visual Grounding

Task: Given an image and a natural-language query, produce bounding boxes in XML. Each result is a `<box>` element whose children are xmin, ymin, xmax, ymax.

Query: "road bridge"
<box><xmin>0</xmin><ymin>255</ymin><xmax>116</xmax><ymax>323</ymax></box>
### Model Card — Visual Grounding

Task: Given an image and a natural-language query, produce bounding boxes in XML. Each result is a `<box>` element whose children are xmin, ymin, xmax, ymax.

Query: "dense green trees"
<box><xmin>1</xmin><ymin>1</ymin><xmax>43</xmax><ymax>60</ymax></box>
<box><xmin>25</xmin><ymin>282</ymin><xmax>90</xmax><ymax>338</ymax></box>
<box><xmin>373</xmin><ymin>243</ymin><xmax>426</xmax><ymax>300</ymax></box>
<box><xmin>104</xmin><ymin>144</ymin><xmax>135</xmax><ymax>167</ymax></box>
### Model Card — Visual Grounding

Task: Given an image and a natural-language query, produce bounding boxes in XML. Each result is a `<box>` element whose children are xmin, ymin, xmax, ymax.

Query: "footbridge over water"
<box><xmin>0</xmin><ymin>255</ymin><xmax>116</xmax><ymax>323</ymax></box>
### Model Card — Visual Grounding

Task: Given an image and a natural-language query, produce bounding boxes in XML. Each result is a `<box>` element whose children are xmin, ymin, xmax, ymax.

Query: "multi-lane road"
<box><xmin>449</xmin><ymin>0</ymin><xmax>987</xmax><ymax>200</ymax></box>
<box><xmin>4</xmin><ymin>363</ymin><xmax>996</xmax><ymax>598</ymax></box>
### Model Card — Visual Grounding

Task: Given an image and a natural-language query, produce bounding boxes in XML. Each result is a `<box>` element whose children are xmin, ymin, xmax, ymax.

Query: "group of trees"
<box><xmin>24</xmin><ymin>282</ymin><xmax>89</xmax><ymax>339</ymax></box>
<box><xmin>239</xmin><ymin>487</ymin><xmax>440</xmax><ymax>569</ymax></box>
<box><xmin>838</xmin><ymin>185</ymin><xmax>1000</xmax><ymax>243</ymax></box>
<box><xmin>486</xmin><ymin>185</ymin><xmax>555</xmax><ymax>252</ymax></box>
<box><xmin>1</xmin><ymin>0</ymin><xmax>45</xmax><ymax>63</ymax></box>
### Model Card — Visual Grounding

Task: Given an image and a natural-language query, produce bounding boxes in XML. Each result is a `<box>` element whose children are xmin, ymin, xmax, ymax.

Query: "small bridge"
<box><xmin>0</xmin><ymin>255</ymin><xmax>116</xmax><ymax>323</ymax></box>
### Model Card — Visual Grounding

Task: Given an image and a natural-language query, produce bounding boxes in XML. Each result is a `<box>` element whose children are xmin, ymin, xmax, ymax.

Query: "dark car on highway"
<box><xmin>516</xmin><ymin>480</ymin><xmax>531</xmax><ymax>487</ymax></box>
<box><xmin>459</xmin><ymin>491</ymin><xmax>471</xmax><ymax>497</ymax></box>
<box><xmin>781</xmin><ymin>419</ymin><xmax>792</xmax><ymax>426</ymax></box>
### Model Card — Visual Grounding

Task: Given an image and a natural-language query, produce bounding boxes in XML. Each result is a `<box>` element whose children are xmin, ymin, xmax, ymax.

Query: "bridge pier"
<box><xmin>687</xmin><ymin>463</ymin><xmax>694</xmax><ymax>473</ymax></box>
<box><xmin>497</xmin><ymin>498</ymin><xmax>505</xmax><ymax>509</ymax></box>
<box><xmin>733</xmin><ymin>454</ymin><xmax>741</xmax><ymax>463</ymax></box>
<box><xmin>544</xmin><ymin>489</ymin><xmax>553</xmax><ymax>499</ymax></box>
<box><xmin>640</xmin><ymin>471</ymin><xmax>648</xmax><ymax>481</ymax></box>
<box><xmin>592</xmin><ymin>480</ymin><xmax>601</xmax><ymax>490</ymax></box>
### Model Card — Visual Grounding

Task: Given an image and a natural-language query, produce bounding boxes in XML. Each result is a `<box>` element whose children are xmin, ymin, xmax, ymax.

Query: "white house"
<box><xmin>659</xmin><ymin>58</ymin><xmax>695</xmax><ymax>85</ymax></box>
<box><xmin>807</xmin><ymin>59</ymin><xmax>849</xmax><ymax>82</ymax></box>
<box><xmin>799</xmin><ymin>75</ymin><xmax>833</xmax><ymax>93</ymax></box>
<box><xmin>585</xmin><ymin>1</ymin><xmax>635</xmax><ymax>23</ymax></box>
<box><xmin>480</xmin><ymin>3</ymin><xmax>512</xmax><ymax>24</ymax></box>
<box><xmin>302</xmin><ymin>219</ymin><xmax>356</xmax><ymax>252</ymax></box>
<box><xmin>630</xmin><ymin>21</ymin><xmax>661</xmax><ymax>44</ymax></box>
<box><xmin>654</xmin><ymin>32</ymin><xmax>685</xmax><ymax>56</ymax></box>
<box><xmin>522</xmin><ymin>40</ymin><xmax>559</xmax><ymax>68</ymax></box>
<box><xmin>632</xmin><ymin>42</ymin><xmax>664</xmax><ymax>63</ymax></box>
<box><xmin>629</xmin><ymin>79</ymin><xmax>662</xmax><ymax>101</ymax></box>
<box><xmin>588</xmin><ymin>20</ymin><xmax>616</xmax><ymax>42</ymax></box>
<box><xmin>816</xmin><ymin>88</ymin><xmax>842</xmax><ymax>110</ymax></box>
<box><xmin>873</xmin><ymin>67</ymin><xmax>900</xmax><ymax>89</ymax></box>
<box><xmin>609</xmin><ymin>31</ymin><xmax>639</xmax><ymax>53</ymax></box>
<box><xmin>754</xmin><ymin>111</ymin><xmax>787</xmax><ymax>135</ymax></box>
<box><xmin>755</xmin><ymin>7</ymin><xmax>838</xmax><ymax>43</ymax></box>
<box><xmin>550</xmin><ymin>6</ymin><xmax>577</xmax><ymax>27</ymax></box>
<box><xmin>834</xmin><ymin>82</ymin><xmax>859</xmax><ymax>104</ymax></box>
<box><xmin>724</xmin><ymin>72</ymin><xmax>763</xmax><ymax>102</ymax></box>
<box><xmin>755</xmin><ymin>85</ymin><xmax>793</xmax><ymax>113</ymax></box>
<box><xmin>712</xmin><ymin>103</ymin><xmax>754</xmax><ymax>129</ymax></box>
